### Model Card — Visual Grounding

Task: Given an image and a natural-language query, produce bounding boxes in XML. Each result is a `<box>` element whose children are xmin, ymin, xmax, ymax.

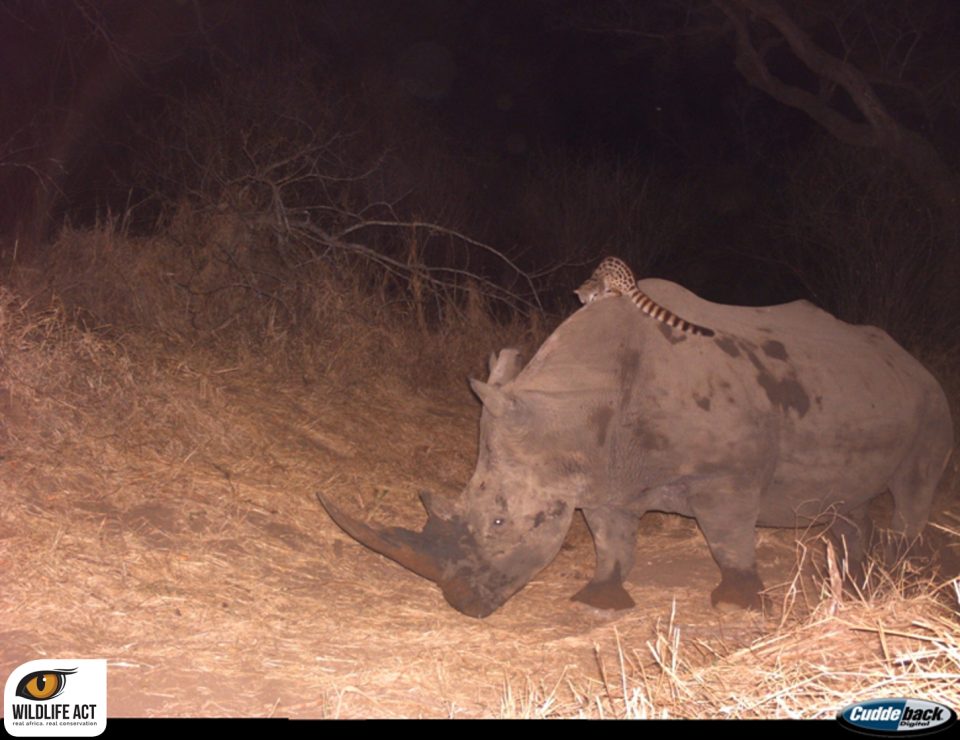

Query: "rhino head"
<box><xmin>317</xmin><ymin>348</ymin><xmax>584</xmax><ymax>618</ymax></box>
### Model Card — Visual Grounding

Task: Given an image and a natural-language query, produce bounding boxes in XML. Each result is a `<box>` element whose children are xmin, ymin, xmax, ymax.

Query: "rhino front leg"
<box><xmin>571</xmin><ymin>507</ymin><xmax>641</xmax><ymax>610</ymax></box>
<box><xmin>690</xmin><ymin>486</ymin><xmax>765</xmax><ymax>610</ymax></box>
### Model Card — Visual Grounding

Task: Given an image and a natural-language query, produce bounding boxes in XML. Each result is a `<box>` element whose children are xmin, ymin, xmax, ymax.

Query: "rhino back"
<box><xmin>506</xmin><ymin>282</ymin><xmax>952</xmax><ymax>525</ymax></box>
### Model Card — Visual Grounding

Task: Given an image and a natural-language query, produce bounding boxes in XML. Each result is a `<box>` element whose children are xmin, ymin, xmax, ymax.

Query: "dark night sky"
<box><xmin>319</xmin><ymin>1</ymin><xmax>741</xmax><ymax>159</ymax></box>
<box><xmin>2</xmin><ymin>0</ymin><xmax>959</xmax><ymax>312</ymax></box>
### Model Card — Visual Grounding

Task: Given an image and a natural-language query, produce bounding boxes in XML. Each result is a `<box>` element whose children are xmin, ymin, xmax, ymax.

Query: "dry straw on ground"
<box><xmin>1</xmin><ymin>226</ymin><xmax>958</xmax><ymax>717</ymax></box>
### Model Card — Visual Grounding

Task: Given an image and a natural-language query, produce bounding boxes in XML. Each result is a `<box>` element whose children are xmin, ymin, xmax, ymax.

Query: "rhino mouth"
<box><xmin>316</xmin><ymin>491</ymin><xmax>512</xmax><ymax>617</ymax></box>
<box><xmin>439</xmin><ymin>562</ymin><xmax>524</xmax><ymax>618</ymax></box>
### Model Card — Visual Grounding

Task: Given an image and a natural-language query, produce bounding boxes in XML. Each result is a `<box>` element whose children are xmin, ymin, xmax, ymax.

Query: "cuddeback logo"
<box><xmin>838</xmin><ymin>699</ymin><xmax>957</xmax><ymax>736</ymax></box>
<box><xmin>4</xmin><ymin>659</ymin><xmax>107</xmax><ymax>737</ymax></box>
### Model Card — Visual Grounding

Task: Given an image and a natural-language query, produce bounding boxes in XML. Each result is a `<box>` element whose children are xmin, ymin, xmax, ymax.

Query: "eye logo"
<box><xmin>15</xmin><ymin>670</ymin><xmax>77</xmax><ymax>702</ymax></box>
<box><xmin>5</xmin><ymin>659</ymin><xmax>106</xmax><ymax>737</ymax></box>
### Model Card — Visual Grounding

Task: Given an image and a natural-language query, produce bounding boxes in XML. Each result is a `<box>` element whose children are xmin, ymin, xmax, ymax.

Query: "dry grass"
<box><xmin>0</xmin><ymin>279</ymin><xmax>464</xmax><ymax>715</ymax></box>
<box><xmin>19</xmin><ymin>216</ymin><xmax>545</xmax><ymax>392</ymax></box>
<box><xmin>1</xmin><ymin>224</ymin><xmax>958</xmax><ymax>718</ymax></box>
<box><xmin>496</xmin><ymin>561</ymin><xmax>960</xmax><ymax>719</ymax></box>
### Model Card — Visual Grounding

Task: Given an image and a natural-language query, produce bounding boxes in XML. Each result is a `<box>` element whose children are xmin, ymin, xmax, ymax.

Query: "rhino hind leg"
<box><xmin>888</xmin><ymin>429</ymin><xmax>952</xmax><ymax>541</ymax></box>
<box><xmin>829</xmin><ymin>505</ymin><xmax>874</xmax><ymax>587</ymax></box>
<box><xmin>710</xmin><ymin>568</ymin><xmax>766</xmax><ymax>610</ymax></box>
<box><xmin>877</xmin><ymin>423</ymin><xmax>953</xmax><ymax>570</ymax></box>
<box><xmin>690</xmin><ymin>486</ymin><xmax>767</xmax><ymax>610</ymax></box>
<box><xmin>571</xmin><ymin>508</ymin><xmax>640</xmax><ymax>610</ymax></box>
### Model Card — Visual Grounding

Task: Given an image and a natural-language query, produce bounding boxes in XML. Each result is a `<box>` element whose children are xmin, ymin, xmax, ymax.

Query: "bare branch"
<box><xmin>284</xmin><ymin>217</ymin><xmax>543</xmax><ymax>313</ymax></box>
<box><xmin>716</xmin><ymin>0</ymin><xmax>960</xmax><ymax>220</ymax></box>
<box><xmin>715</xmin><ymin>0</ymin><xmax>881</xmax><ymax>147</ymax></box>
<box><xmin>337</xmin><ymin>220</ymin><xmax>540</xmax><ymax>308</ymax></box>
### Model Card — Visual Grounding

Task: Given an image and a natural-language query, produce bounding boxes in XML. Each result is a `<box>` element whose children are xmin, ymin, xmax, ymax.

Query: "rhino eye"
<box><xmin>492</xmin><ymin>517</ymin><xmax>506</xmax><ymax>527</ymax></box>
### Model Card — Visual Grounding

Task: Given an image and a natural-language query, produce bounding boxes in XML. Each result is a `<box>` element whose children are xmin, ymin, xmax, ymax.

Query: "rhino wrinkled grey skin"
<box><xmin>318</xmin><ymin>280</ymin><xmax>954</xmax><ymax>618</ymax></box>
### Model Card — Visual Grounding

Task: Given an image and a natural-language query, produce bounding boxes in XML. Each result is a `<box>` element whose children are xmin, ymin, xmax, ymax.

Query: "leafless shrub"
<box><xmin>120</xmin><ymin>66</ymin><xmax>541</xmax><ymax>324</ymax></box>
<box><xmin>515</xmin><ymin>151</ymin><xmax>700</xmax><ymax>290</ymax></box>
<box><xmin>768</xmin><ymin>141</ymin><xmax>956</xmax><ymax>349</ymax></box>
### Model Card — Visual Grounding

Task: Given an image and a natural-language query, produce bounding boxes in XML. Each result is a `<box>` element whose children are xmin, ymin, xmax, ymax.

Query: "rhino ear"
<box><xmin>469</xmin><ymin>378</ymin><xmax>518</xmax><ymax>416</ymax></box>
<box><xmin>487</xmin><ymin>348</ymin><xmax>524</xmax><ymax>386</ymax></box>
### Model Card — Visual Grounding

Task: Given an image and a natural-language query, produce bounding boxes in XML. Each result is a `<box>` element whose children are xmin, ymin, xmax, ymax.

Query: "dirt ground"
<box><xmin>0</xmin><ymin>352</ymin><xmax>803</xmax><ymax>717</ymax></box>
<box><xmin>1</xmin><ymin>292</ymin><xmax>956</xmax><ymax>718</ymax></box>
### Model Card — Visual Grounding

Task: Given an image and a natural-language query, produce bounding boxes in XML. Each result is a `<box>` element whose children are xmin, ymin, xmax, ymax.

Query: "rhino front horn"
<box><xmin>315</xmin><ymin>491</ymin><xmax>444</xmax><ymax>583</ymax></box>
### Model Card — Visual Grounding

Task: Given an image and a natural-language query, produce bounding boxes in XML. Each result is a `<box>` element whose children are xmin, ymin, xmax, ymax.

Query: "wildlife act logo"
<box><xmin>4</xmin><ymin>659</ymin><xmax>107</xmax><ymax>737</ymax></box>
<box><xmin>838</xmin><ymin>698</ymin><xmax>956</xmax><ymax>736</ymax></box>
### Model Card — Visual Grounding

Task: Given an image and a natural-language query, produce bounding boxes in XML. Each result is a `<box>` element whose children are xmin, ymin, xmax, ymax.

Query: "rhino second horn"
<box><xmin>419</xmin><ymin>490</ymin><xmax>458</xmax><ymax>521</ymax></box>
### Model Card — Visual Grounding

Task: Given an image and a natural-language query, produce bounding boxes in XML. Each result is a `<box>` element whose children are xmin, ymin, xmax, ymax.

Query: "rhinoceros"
<box><xmin>318</xmin><ymin>279</ymin><xmax>954</xmax><ymax>618</ymax></box>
